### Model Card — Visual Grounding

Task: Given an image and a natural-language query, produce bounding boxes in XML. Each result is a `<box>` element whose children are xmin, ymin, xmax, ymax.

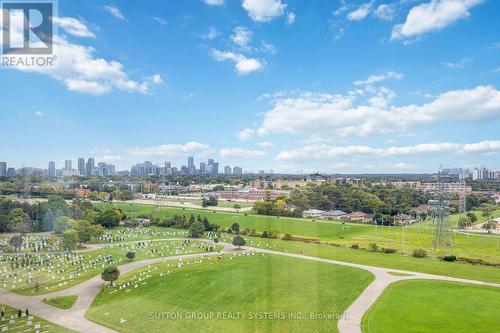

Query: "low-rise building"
<box><xmin>321</xmin><ymin>210</ymin><xmax>347</xmax><ymax>220</ymax></box>
<box><xmin>394</xmin><ymin>214</ymin><xmax>415</xmax><ymax>225</ymax></box>
<box><xmin>303</xmin><ymin>209</ymin><xmax>325</xmax><ymax>219</ymax></box>
<box><xmin>342</xmin><ymin>211</ymin><xmax>371</xmax><ymax>223</ymax></box>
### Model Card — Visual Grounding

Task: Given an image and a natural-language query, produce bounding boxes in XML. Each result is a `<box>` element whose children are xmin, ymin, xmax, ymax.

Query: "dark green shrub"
<box><xmin>369</xmin><ymin>243</ymin><xmax>378</xmax><ymax>252</ymax></box>
<box><xmin>443</xmin><ymin>255</ymin><xmax>457</xmax><ymax>262</ymax></box>
<box><xmin>351</xmin><ymin>244</ymin><xmax>359</xmax><ymax>249</ymax></box>
<box><xmin>413</xmin><ymin>249</ymin><xmax>427</xmax><ymax>258</ymax></box>
<box><xmin>383</xmin><ymin>248</ymin><xmax>397</xmax><ymax>254</ymax></box>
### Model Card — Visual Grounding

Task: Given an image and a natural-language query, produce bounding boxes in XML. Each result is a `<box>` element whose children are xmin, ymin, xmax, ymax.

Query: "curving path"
<box><xmin>1</xmin><ymin>239</ymin><xmax>499</xmax><ymax>333</ymax></box>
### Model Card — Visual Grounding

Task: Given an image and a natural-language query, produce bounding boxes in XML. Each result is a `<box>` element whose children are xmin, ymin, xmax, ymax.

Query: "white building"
<box><xmin>302</xmin><ymin>209</ymin><xmax>325</xmax><ymax>219</ymax></box>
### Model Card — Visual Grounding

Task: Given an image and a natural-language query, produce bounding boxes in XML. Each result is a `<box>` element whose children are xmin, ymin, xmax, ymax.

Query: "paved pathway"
<box><xmin>1</xmin><ymin>239</ymin><xmax>499</xmax><ymax>333</ymax></box>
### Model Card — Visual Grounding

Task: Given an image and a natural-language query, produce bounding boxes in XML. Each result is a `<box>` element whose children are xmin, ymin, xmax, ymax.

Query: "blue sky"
<box><xmin>0</xmin><ymin>0</ymin><xmax>499</xmax><ymax>173</ymax></box>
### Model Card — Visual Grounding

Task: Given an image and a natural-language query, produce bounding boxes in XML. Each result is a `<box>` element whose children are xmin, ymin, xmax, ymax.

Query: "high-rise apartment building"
<box><xmin>65</xmin><ymin>160</ymin><xmax>72</xmax><ymax>171</ymax></box>
<box><xmin>224</xmin><ymin>165</ymin><xmax>231</xmax><ymax>175</ymax></box>
<box><xmin>78</xmin><ymin>158</ymin><xmax>85</xmax><ymax>176</ymax></box>
<box><xmin>48</xmin><ymin>161</ymin><xmax>56</xmax><ymax>178</ymax></box>
<box><xmin>86</xmin><ymin>158</ymin><xmax>95</xmax><ymax>176</ymax></box>
<box><xmin>0</xmin><ymin>162</ymin><xmax>6</xmax><ymax>177</ymax></box>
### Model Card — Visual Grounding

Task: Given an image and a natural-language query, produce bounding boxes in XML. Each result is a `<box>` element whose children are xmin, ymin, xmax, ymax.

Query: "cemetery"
<box><xmin>0</xmin><ymin>305</ymin><xmax>73</xmax><ymax>333</ymax></box>
<box><xmin>0</xmin><ymin>239</ymin><xmax>220</xmax><ymax>295</ymax></box>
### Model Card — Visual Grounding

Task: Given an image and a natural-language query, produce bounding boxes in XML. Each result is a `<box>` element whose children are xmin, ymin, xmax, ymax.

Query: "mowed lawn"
<box><xmin>86</xmin><ymin>254</ymin><xmax>374</xmax><ymax>333</ymax></box>
<box><xmin>97</xmin><ymin>202</ymin><xmax>500</xmax><ymax>263</ymax></box>
<box><xmin>362</xmin><ymin>280</ymin><xmax>500</xmax><ymax>333</ymax></box>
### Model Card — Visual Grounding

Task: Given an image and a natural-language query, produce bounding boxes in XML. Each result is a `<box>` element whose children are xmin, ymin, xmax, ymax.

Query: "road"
<box><xmin>0</xmin><ymin>238</ymin><xmax>499</xmax><ymax>333</ymax></box>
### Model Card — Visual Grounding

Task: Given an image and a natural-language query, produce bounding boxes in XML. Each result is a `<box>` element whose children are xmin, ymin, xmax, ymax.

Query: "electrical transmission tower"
<box><xmin>458</xmin><ymin>175</ymin><xmax>467</xmax><ymax>218</ymax></box>
<box><xmin>430</xmin><ymin>168</ymin><xmax>454</xmax><ymax>252</ymax></box>
<box><xmin>23</xmin><ymin>168</ymin><xmax>31</xmax><ymax>199</ymax></box>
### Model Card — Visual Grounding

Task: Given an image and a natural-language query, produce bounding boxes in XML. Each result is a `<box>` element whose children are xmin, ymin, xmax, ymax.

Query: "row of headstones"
<box><xmin>0</xmin><ymin>308</ymin><xmax>45</xmax><ymax>332</ymax></box>
<box><xmin>1</xmin><ymin>240</ymin><xmax>205</xmax><ymax>291</ymax></box>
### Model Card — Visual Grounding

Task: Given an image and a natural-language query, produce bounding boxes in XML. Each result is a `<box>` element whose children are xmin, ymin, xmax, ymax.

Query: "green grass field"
<box><xmin>0</xmin><ymin>304</ymin><xmax>75</xmax><ymax>333</ymax></box>
<box><xmin>86</xmin><ymin>254</ymin><xmax>374</xmax><ymax>333</ymax></box>
<box><xmin>362</xmin><ymin>280</ymin><xmax>500</xmax><ymax>333</ymax></box>
<box><xmin>217</xmin><ymin>234</ymin><xmax>500</xmax><ymax>284</ymax></box>
<box><xmin>1</xmin><ymin>240</ymin><xmax>220</xmax><ymax>295</ymax></box>
<box><xmin>42</xmin><ymin>295</ymin><xmax>78</xmax><ymax>309</ymax></box>
<box><xmin>97</xmin><ymin>202</ymin><xmax>500</xmax><ymax>263</ymax></box>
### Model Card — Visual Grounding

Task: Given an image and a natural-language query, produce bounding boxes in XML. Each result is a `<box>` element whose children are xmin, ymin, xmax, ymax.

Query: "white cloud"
<box><xmin>128</xmin><ymin>142</ymin><xmax>212</xmax><ymax>157</ymax></box>
<box><xmin>286</xmin><ymin>12</ymin><xmax>296</xmax><ymax>25</ymax></box>
<box><xmin>151</xmin><ymin>16</ymin><xmax>168</xmax><ymax>26</ymax></box>
<box><xmin>242</xmin><ymin>0</ymin><xmax>287</xmax><ymax>22</ymax></box>
<box><xmin>256</xmin><ymin>85</ymin><xmax>500</xmax><ymax>139</ymax></box>
<box><xmin>220</xmin><ymin>148</ymin><xmax>268</xmax><ymax>159</ymax></box>
<box><xmin>442</xmin><ymin>58</ymin><xmax>469</xmax><ymax>69</ymax></box>
<box><xmin>258</xmin><ymin>141</ymin><xmax>274</xmax><ymax>147</ymax></box>
<box><xmin>231</xmin><ymin>26</ymin><xmax>253</xmax><ymax>49</ymax></box>
<box><xmin>202</xmin><ymin>27</ymin><xmax>220</xmax><ymax>40</ymax></box>
<box><xmin>2</xmin><ymin>11</ymin><xmax>159</xmax><ymax>95</ymax></box>
<box><xmin>35</xmin><ymin>111</ymin><xmax>44</xmax><ymax>117</ymax></box>
<box><xmin>261</xmin><ymin>41</ymin><xmax>277</xmax><ymax>55</ymax></box>
<box><xmin>42</xmin><ymin>38</ymin><xmax>162</xmax><ymax>95</ymax></box>
<box><xmin>391</xmin><ymin>0</ymin><xmax>484</xmax><ymax>41</ymax></box>
<box><xmin>52</xmin><ymin>17</ymin><xmax>95</xmax><ymax>38</ymax></box>
<box><xmin>237</xmin><ymin>128</ymin><xmax>255</xmax><ymax>141</ymax></box>
<box><xmin>373</xmin><ymin>4</ymin><xmax>395</xmax><ymax>21</ymax></box>
<box><xmin>151</xmin><ymin>74</ymin><xmax>163</xmax><ymax>85</ymax></box>
<box><xmin>276</xmin><ymin>140</ymin><xmax>500</xmax><ymax>160</ymax></box>
<box><xmin>354</xmin><ymin>71</ymin><xmax>403</xmax><ymax>86</ymax></box>
<box><xmin>101</xmin><ymin>155</ymin><xmax>122</xmax><ymax>162</ymax></box>
<box><xmin>203</xmin><ymin>0</ymin><xmax>225</xmax><ymax>5</ymax></box>
<box><xmin>104</xmin><ymin>5</ymin><xmax>125</xmax><ymax>20</ymax></box>
<box><xmin>211</xmin><ymin>49</ymin><xmax>265</xmax><ymax>75</ymax></box>
<box><xmin>90</xmin><ymin>148</ymin><xmax>112</xmax><ymax>155</ymax></box>
<box><xmin>1</xmin><ymin>12</ymin><xmax>162</xmax><ymax>95</ymax></box>
<box><xmin>347</xmin><ymin>2</ymin><xmax>373</xmax><ymax>21</ymax></box>
<box><xmin>333</xmin><ymin>3</ymin><xmax>349</xmax><ymax>16</ymax></box>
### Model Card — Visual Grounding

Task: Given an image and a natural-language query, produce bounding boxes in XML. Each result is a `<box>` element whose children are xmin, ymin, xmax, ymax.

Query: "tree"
<box><xmin>202</xmin><ymin>216</ymin><xmax>210</xmax><ymax>230</ymax></box>
<box><xmin>101</xmin><ymin>265</ymin><xmax>120</xmax><ymax>286</ymax></box>
<box><xmin>232</xmin><ymin>235</ymin><xmax>246</xmax><ymax>248</ymax></box>
<box><xmin>9</xmin><ymin>234</ymin><xmax>23</xmax><ymax>248</ymax></box>
<box><xmin>53</xmin><ymin>216</ymin><xmax>72</xmax><ymax>234</ymax></box>
<box><xmin>481</xmin><ymin>204</ymin><xmax>495</xmax><ymax>217</ymax></box>
<box><xmin>90</xmin><ymin>224</ymin><xmax>105</xmax><ymax>239</ymax></box>
<box><xmin>189</xmin><ymin>220</ymin><xmax>205</xmax><ymax>238</ymax></box>
<box><xmin>61</xmin><ymin>229</ymin><xmax>79</xmax><ymax>251</ymax></box>
<box><xmin>189</xmin><ymin>214</ymin><xmax>195</xmax><ymax>226</ymax></box>
<box><xmin>466</xmin><ymin>212</ymin><xmax>477</xmax><ymax>224</ymax></box>
<box><xmin>202</xmin><ymin>195</ymin><xmax>218</xmax><ymax>207</ymax></box>
<box><xmin>6</xmin><ymin>208</ymin><xmax>30</xmax><ymax>232</ymax></box>
<box><xmin>96</xmin><ymin>209</ymin><xmax>121</xmax><ymax>228</ymax></box>
<box><xmin>231</xmin><ymin>222</ymin><xmax>240</xmax><ymax>234</ymax></box>
<box><xmin>72</xmin><ymin>220</ymin><xmax>93</xmax><ymax>244</ymax></box>
<box><xmin>126</xmin><ymin>252</ymin><xmax>136</xmax><ymax>260</ymax></box>
<box><xmin>457</xmin><ymin>217</ymin><xmax>470</xmax><ymax>229</ymax></box>
<box><xmin>482</xmin><ymin>220</ymin><xmax>497</xmax><ymax>233</ymax></box>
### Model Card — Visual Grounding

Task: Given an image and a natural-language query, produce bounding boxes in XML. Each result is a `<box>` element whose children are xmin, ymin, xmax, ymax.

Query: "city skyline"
<box><xmin>0</xmin><ymin>0</ymin><xmax>499</xmax><ymax>173</ymax></box>
<box><xmin>0</xmin><ymin>155</ymin><xmax>498</xmax><ymax>178</ymax></box>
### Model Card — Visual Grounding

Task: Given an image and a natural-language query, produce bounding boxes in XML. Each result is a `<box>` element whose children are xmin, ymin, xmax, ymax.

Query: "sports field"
<box><xmin>96</xmin><ymin>202</ymin><xmax>500</xmax><ymax>263</ymax></box>
<box><xmin>362</xmin><ymin>280</ymin><xmax>500</xmax><ymax>333</ymax></box>
<box><xmin>86</xmin><ymin>254</ymin><xmax>374</xmax><ymax>333</ymax></box>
